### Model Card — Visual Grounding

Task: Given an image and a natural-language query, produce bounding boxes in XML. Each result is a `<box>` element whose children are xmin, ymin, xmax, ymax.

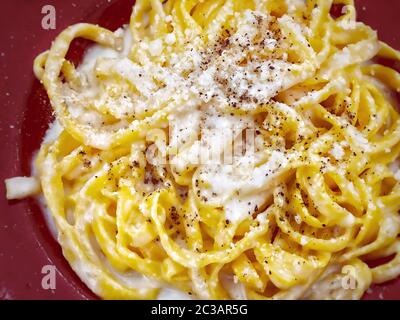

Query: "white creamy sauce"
<box><xmin>158</xmin><ymin>287</ymin><xmax>194</xmax><ymax>300</ymax></box>
<box><xmin>197</xmin><ymin>150</ymin><xmax>289</xmax><ymax>222</ymax></box>
<box><xmin>394</xmin><ymin>170</ymin><xmax>400</xmax><ymax>181</ymax></box>
<box><xmin>42</xmin><ymin>120</ymin><xmax>63</xmax><ymax>144</ymax></box>
<box><xmin>79</xmin><ymin>26</ymin><xmax>131</xmax><ymax>74</ymax></box>
<box><xmin>220</xmin><ymin>274</ymin><xmax>247</xmax><ymax>300</ymax></box>
<box><xmin>389</xmin><ymin>159</ymin><xmax>400</xmax><ymax>181</ymax></box>
<box><xmin>79</xmin><ymin>46</ymin><xmax>120</xmax><ymax>75</ymax></box>
<box><xmin>30</xmin><ymin>121</ymin><xmax>64</xmax><ymax>240</ymax></box>
<box><xmin>286</xmin><ymin>0</ymin><xmax>307</xmax><ymax>14</ymax></box>
<box><xmin>103</xmin><ymin>260</ymin><xmax>160</xmax><ymax>289</ymax></box>
<box><xmin>36</xmin><ymin>194</ymin><xmax>59</xmax><ymax>240</ymax></box>
<box><xmin>69</xmin><ymin>257</ymin><xmax>100</xmax><ymax>294</ymax></box>
<box><xmin>330</xmin><ymin>143</ymin><xmax>345</xmax><ymax>160</ymax></box>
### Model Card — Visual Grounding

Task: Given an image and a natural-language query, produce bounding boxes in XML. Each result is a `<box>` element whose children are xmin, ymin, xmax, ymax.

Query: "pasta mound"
<box><xmin>13</xmin><ymin>0</ymin><xmax>400</xmax><ymax>299</ymax></box>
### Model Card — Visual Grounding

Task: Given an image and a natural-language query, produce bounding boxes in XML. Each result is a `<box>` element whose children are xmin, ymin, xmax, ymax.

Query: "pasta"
<box><xmin>6</xmin><ymin>0</ymin><xmax>400</xmax><ymax>299</ymax></box>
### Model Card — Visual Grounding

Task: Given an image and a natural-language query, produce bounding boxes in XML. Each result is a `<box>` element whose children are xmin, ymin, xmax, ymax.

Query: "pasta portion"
<box><xmin>6</xmin><ymin>0</ymin><xmax>400</xmax><ymax>299</ymax></box>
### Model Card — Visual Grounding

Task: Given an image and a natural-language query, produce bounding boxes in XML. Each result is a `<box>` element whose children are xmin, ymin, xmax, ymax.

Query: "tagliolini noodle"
<box><xmin>6</xmin><ymin>0</ymin><xmax>400</xmax><ymax>299</ymax></box>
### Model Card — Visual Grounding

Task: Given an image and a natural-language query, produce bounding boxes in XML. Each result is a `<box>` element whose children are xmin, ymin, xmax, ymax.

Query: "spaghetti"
<box><xmin>6</xmin><ymin>0</ymin><xmax>400</xmax><ymax>299</ymax></box>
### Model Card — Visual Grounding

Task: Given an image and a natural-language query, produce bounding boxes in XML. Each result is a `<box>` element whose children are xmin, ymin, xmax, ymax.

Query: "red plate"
<box><xmin>0</xmin><ymin>0</ymin><xmax>399</xmax><ymax>300</ymax></box>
